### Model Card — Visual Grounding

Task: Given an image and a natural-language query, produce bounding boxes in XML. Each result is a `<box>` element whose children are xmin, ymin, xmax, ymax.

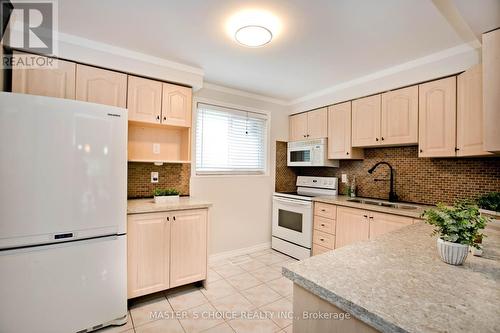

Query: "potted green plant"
<box><xmin>422</xmin><ymin>201</ymin><xmax>489</xmax><ymax>265</ymax></box>
<box><xmin>153</xmin><ymin>188</ymin><xmax>180</xmax><ymax>204</ymax></box>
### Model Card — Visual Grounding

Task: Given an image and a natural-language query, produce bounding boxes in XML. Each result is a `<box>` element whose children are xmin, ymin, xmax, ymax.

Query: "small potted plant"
<box><xmin>153</xmin><ymin>188</ymin><xmax>180</xmax><ymax>204</ymax></box>
<box><xmin>422</xmin><ymin>201</ymin><xmax>489</xmax><ymax>265</ymax></box>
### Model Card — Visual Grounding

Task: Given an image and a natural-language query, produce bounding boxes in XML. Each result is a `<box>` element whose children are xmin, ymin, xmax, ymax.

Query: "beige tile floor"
<box><xmin>98</xmin><ymin>249</ymin><xmax>297</xmax><ymax>333</ymax></box>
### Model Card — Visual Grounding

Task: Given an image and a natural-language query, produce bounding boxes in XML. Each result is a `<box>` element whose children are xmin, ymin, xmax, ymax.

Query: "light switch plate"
<box><xmin>153</xmin><ymin>143</ymin><xmax>160</xmax><ymax>155</ymax></box>
<box><xmin>341</xmin><ymin>174</ymin><xmax>348</xmax><ymax>183</ymax></box>
<box><xmin>151</xmin><ymin>172</ymin><xmax>159</xmax><ymax>183</ymax></box>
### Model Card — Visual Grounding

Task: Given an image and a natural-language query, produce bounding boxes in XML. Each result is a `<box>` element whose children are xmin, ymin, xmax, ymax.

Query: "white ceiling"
<box><xmin>57</xmin><ymin>0</ymin><xmax>499</xmax><ymax>101</ymax></box>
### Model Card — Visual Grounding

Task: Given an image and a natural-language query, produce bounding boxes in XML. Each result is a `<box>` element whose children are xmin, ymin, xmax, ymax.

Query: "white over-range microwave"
<box><xmin>287</xmin><ymin>138</ymin><xmax>339</xmax><ymax>167</ymax></box>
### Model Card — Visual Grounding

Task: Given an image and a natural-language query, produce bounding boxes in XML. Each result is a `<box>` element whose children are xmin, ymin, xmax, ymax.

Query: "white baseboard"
<box><xmin>209</xmin><ymin>242</ymin><xmax>271</xmax><ymax>264</ymax></box>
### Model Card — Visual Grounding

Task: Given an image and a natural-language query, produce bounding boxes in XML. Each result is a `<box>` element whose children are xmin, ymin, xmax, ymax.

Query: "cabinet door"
<box><xmin>352</xmin><ymin>94</ymin><xmax>381</xmax><ymax>147</ymax></box>
<box><xmin>457</xmin><ymin>65</ymin><xmax>492</xmax><ymax>157</ymax></box>
<box><xmin>12</xmin><ymin>52</ymin><xmax>75</xmax><ymax>99</ymax></box>
<box><xmin>127</xmin><ymin>76</ymin><xmax>162</xmax><ymax>124</ymax></box>
<box><xmin>128</xmin><ymin>213</ymin><xmax>170</xmax><ymax>298</ymax></box>
<box><xmin>418</xmin><ymin>77</ymin><xmax>456</xmax><ymax>157</ymax></box>
<box><xmin>289</xmin><ymin>113</ymin><xmax>308</xmax><ymax>141</ymax></box>
<box><xmin>328</xmin><ymin>102</ymin><xmax>364</xmax><ymax>159</ymax></box>
<box><xmin>369</xmin><ymin>212</ymin><xmax>413</xmax><ymax>240</ymax></box>
<box><xmin>161</xmin><ymin>83</ymin><xmax>192</xmax><ymax>127</ymax></box>
<box><xmin>170</xmin><ymin>209</ymin><xmax>208</xmax><ymax>288</ymax></box>
<box><xmin>76</xmin><ymin>64</ymin><xmax>127</xmax><ymax>107</ymax></box>
<box><xmin>335</xmin><ymin>207</ymin><xmax>369</xmax><ymax>248</ymax></box>
<box><xmin>482</xmin><ymin>29</ymin><xmax>500</xmax><ymax>153</ymax></box>
<box><xmin>307</xmin><ymin>108</ymin><xmax>328</xmax><ymax>139</ymax></box>
<box><xmin>381</xmin><ymin>86</ymin><xmax>418</xmax><ymax>145</ymax></box>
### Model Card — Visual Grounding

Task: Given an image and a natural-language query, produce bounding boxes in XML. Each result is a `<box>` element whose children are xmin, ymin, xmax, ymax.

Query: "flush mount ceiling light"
<box><xmin>226</xmin><ymin>9</ymin><xmax>281</xmax><ymax>48</ymax></box>
<box><xmin>235</xmin><ymin>25</ymin><xmax>272</xmax><ymax>47</ymax></box>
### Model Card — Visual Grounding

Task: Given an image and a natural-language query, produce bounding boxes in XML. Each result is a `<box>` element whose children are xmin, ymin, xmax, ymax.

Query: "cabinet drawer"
<box><xmin>312</xmin><ymin>244</ymin><xmax>331</xmax><ymax>256</ymax></box>
<box><xmin>313</xmin><ymin>230</ymin><xmax>335</xmax><ymax>249</ymax></box>
<box><xmin>313</xmin><ymin>216</ymin><xmax>336</xmax><ymax>235</ymax></box>
<box><xmin>314</xmin><ymin>203</ymin><xmax>336</xmax><ymax>219</ymax></box>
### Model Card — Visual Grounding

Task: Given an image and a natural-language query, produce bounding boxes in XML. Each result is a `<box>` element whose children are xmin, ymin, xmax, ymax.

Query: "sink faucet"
<box><xmin>367</xmin><ymin>162</ymin><xmax>398</xmax><ymax>202</ymax></box>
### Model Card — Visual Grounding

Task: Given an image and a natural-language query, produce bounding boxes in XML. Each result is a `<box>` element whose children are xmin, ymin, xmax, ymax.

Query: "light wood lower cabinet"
<box><xmin>368</xmin><ymin>212</ymin><xmax>414</xmax><ymax>240</ymax></box>
<box><xmin>312</xmin><ymin>244</ymin><xmax>331</xmax><ymax>256</ymax></box>
<box><xmin>170</xmin><ymin>209</ymin><xmax>208</xmax><ymax>288</ymax></box>
<box><xmin>335</xmin><ymin>206</ymin><xmax>370</xmax><ymax>248</ymax></box>
<box><xmin>127</xmin><ymin>212</ymin><xmax>170</xmax><ymax>299</ymax></box>
<box><xmin>316</xmin><ymin>204</ymin><xmax>416</xmax><ymax>250</ymax></box>
<box><xmin>127</xmin><ymin>208</ymin><xmax>208</xmax><ymax>299</ymax></box>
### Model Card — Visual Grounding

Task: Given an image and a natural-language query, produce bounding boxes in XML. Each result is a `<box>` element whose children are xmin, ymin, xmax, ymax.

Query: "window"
<box><xmin>196</xmin><ymin>103</ymin><xmax>268</xmax><ymax>175</ymax></box>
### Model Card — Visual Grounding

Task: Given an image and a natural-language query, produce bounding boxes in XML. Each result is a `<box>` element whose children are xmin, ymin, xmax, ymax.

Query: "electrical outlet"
<box><xmin>151</xmin><ymin>172</ymin><xmax>159</xmax><ymax>183</ymax></box>
<box><xmin>153</xmin><ymin>143</ymin><xmax>160</xmax><ymax>154</ymax></box>
<box><xmin>341</xmin><ymin>174</ymin><xmax>348</xmax><ymax>183</ymax></box>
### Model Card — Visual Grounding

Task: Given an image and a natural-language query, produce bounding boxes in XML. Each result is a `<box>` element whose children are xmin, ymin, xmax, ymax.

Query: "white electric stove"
<box><xmin>272</xmin><ymin>176</ymin><xmax>338</xmax><ymax>259</ymax></box>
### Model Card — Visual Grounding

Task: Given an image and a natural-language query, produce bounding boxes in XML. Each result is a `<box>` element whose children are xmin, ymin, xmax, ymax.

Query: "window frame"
<box><xmin>192</xmin><ymin>98</ymin><xmax>271</xmax><ymax>177</ymax></box>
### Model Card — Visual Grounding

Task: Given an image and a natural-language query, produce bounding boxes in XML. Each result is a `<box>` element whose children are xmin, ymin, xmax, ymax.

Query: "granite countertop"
<box><xmin>283</xmin><ymin>223</ymin><xmax>500</xmax><ymax>333</ymax></box>
<box><xmin>127</xmin><ymin>197</ymin><xmax>212</xmax><ymax>214</ymax></box>
<box><xmin>312</xmin><ymin>195</ymin><xmax>430</xmax><ymax>219</ymax></box>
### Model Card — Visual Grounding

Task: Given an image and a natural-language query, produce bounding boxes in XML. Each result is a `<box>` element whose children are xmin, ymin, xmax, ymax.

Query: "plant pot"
<box><xmin>154</xmin><ymin>195</ymin><xmax>180</xmax><ymax>204</ymax></box>
<box><xmin>436</xmin><ymin>238</ymin><xmax>469</xmax><ymax>265</ymax></box>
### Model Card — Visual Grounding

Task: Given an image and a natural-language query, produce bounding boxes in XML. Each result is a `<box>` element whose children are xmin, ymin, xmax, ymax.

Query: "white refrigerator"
<box><xmin>0</xmin><ymin>92</ymin><xmax>128</xmax><ymax>333</ymax></box>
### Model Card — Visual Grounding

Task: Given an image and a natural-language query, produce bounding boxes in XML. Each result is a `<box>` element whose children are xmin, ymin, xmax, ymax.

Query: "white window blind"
<box><xmin>196</xmin><ymin>103</ymin><xmax>268</xmax><ymax>174</ymax></box>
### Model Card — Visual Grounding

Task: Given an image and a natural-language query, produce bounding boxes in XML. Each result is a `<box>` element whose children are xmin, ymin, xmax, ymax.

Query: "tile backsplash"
<box><xmin>128</xmin><ymin>162</ymin><xmax>190</xmax><ymax>198</ymax></box>
<box><xmin>275</xmin><ymin>141</ymin><xmax>500</xmax><ymax>205</ymax></box>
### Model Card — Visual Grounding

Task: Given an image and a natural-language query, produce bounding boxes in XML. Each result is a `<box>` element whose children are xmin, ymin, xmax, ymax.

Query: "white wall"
<box><xmin>191</xmin><ymin>84</ymin><xmax>289</xmax><ymax>256</ymax></box>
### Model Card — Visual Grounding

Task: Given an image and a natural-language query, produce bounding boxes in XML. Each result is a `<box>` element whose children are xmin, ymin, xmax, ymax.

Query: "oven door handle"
<box><xmin>274</xmin><ymin>197</ymin><xmax>312</xmax><ymax>206</ymax></box>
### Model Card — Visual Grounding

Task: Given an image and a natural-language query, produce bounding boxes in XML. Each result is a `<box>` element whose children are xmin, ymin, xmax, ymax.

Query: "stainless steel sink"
<box><xmin>346</xmin><ymin>198</ymin><xmax>418</xmax><ymax>210</ymax></box>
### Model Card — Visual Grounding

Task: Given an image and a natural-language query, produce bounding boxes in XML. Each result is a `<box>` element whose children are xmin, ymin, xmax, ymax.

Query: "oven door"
<box><xmin>272</xmin><ymin>196</ymin><xmax>313</xmax><ymax>248</ymax></box>
<box><xmin>287</xmin><ymin>146</ymin><xmax>313</xmax><ymax>167</ymax></box>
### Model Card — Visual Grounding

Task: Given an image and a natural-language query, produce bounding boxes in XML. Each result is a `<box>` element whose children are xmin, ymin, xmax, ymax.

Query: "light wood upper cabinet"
<box><xmin>127</xmin><ymin>213</ymin><xmax>170</xmax><ymax>299</ymax></box>
<box><xmin>76</xmin><ymin>64</ymin><xmax>127</xmax><ymax>108</ymax></box>
<box><xmin>307</xmin><ymin>108</ymin><xmax>328</xmax><ymax>139</ymax></box>
<box><xmin>352</xmin><ymin>94</ymin><xmax>381</xmax><ymax>147</ymax></box>
<box><xmin>161</xmin><ymin>83</ymin><xmax>192</xmax><ymax>127</ymax></box>
<box><xmin>328</xmin><ymin>102</ymin><xmax>364</xmax><ymax>159</ymax></box>
<box><xmin>127</xmin><ymin>76</ymin><xmax>162</xmax><ymax>124</ymax></box>
<box><xmin>289</xmin><ymin>113</ymin><xmax>308</xmax><ymax>141</ymax></box>
<box><xmin>369</xmin><ymin>212</ymin><xmax>413</xmax><ymax>240</ymax></box>
<box><xmin>457</xmin><ymin>65</ymin><xmax>492</xmax><ymax>157</ymax></box>
<box><xmin>418</xmin><ymin>76</ymin><xmax>457</xmax><ymax>157</ymax></box>
<box><xmin>289</xmin><ymin>108</ymin><xmax>327</xmax><ymax>141</ymax></box>
<box><xmin>482</xmin><ymin>29</ymin><xmax>500</xmax><ymax>153</ymax></box>
<box><xmin>335</xmin><ymin>207</ymin><xmax>369</xmax><ymax>248</ymax></box>
<box><xmin>170</xmin><ymin>209</ymin><xmax>208</xmax><ymax>288</ymax></box>
<box><xmin>381</xmin><ymin>86</ymin><xmax>418</xmax><ymax>145</ymax></box>
<box><xmin>12</xmin><ymin>52</ymin><xmax>76</xmax><ymax>99</ymax></box>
